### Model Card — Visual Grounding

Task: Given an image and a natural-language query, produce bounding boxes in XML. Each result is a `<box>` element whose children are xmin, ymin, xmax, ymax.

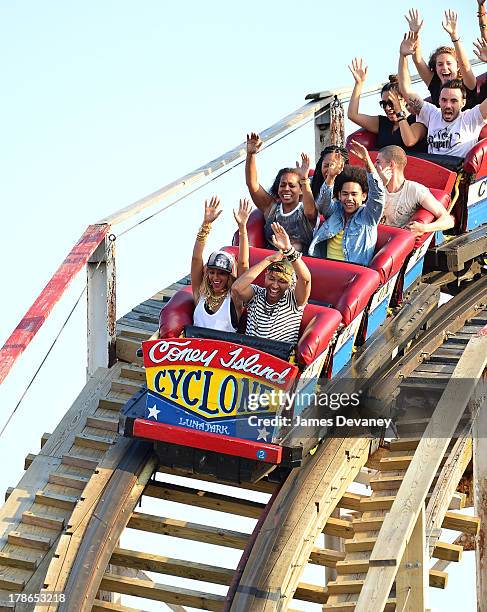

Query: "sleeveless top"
<box><xmin>376</xmin><ymin>115</ymin><xmax>428</xmax><ymax>153</ymax></box>
<box><xmin>264</xmin><ymin>202</ymin><xmax>315</xmax><ymax>255</ymax></box>
<box><xmin>193</xmin><ymin>294</ymin><xmax>236</xmax><ymax>333</ymax></box>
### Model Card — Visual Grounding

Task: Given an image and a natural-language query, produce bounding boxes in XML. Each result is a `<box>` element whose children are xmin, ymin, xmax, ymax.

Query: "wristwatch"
<box><xmin>395</xmin><ymin>111</ymin><xmax>406</xmax><ymax>120</ymax></box>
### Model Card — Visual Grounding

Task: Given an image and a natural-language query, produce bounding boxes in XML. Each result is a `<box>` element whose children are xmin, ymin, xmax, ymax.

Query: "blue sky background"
<box><xmin>0</xmin><ymin>1</ymin><xmax>481</xmax><ymax>609</ymax></box>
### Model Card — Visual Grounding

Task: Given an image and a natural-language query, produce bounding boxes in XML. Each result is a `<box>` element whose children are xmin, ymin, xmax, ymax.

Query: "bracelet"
<box><xmin>196</xmin><ymin>223</ymin><xmax>211</xmax><ymax>243</ymax></box>
<box><xmin>299</xmin><ymin>178</ymin><xmax>310</xmax><ymax>185</ymax></box>
<box><xmin>481</xmin><ymin>24</ymin><xmax>487</xmax><ymax>28</ymax></box>
<box><xmin>451</xmin><ymin>37</ymin><xmax>460</xmax><ymax>43</ymax></box>
<box><xmin>282</xmin><ymin>247</ymin><xmax>294</xmax><ymax>255</ymax></box>
<box><xmin>397</xmin><ymin>117</ymin><xmax>406</xmax><ymax>122</ymax></box>
<box><xmin>286</xmin><ymin>249</ymin><xmax>301</xmax><ymax>263</ymax></box>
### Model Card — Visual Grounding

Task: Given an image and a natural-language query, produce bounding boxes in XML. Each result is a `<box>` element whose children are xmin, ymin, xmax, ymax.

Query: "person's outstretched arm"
<box><xmin>191</xmin><ymin>196</ymin><xmax>221</xmax><ymax>303</ymax></box>
<box><xmin>442</xmin><ymin>10</ymin><xmax>476</xmax><ymax>90</ymax></box>
<box><xmin>294</xmin><ymin>152</ymin><xmax>318</xmax><ymax>225</ymax></box>
<box><xmin>388</xmin><ymin>89</ymin><xmax>426</xmax><ymax>146</ymax></box>
<box><xmin>404</xmin><ymin>9</ymin><xmax>433</xmax><ymax>86</ymax></box>
<box><xmin>347</xmin><ymin>58</ymin><xmax>379</xmax><ymax>133</ymax></box>
<box><xmin>245</xmin><ymin>132</ymin><xmax>274</xmax><ymax>215</ymax></box>
<box><xmin>407</xmin><ymin>191</ymin><xmax>455</xmax><ymax>236</ymax></box>
<box><xmin>474</xmin><ymin>37</ymin><xmax>487</xmax><ymax>63</ymax></box>
<box><xmin>270</xmin><ymin>223</ymin><xmax>311</xmax><ymax>307</ymax></box>
<box><xmin>233</xmin><ymin>199</ymin><xmax>252</xmax><ymax>277</ymax></box>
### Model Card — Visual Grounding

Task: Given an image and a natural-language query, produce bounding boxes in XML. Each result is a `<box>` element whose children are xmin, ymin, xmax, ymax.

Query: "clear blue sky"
<box><xmin>0</xmin><ymin>1</ymin><xmax>481</xmax><ymax>609</ymax></box>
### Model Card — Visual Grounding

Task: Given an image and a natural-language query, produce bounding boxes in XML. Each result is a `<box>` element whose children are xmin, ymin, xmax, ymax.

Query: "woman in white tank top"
<box><xmin>191</xmin><ymin>197</ymin><xmax>251</xmax><ymax>332</ymax></box>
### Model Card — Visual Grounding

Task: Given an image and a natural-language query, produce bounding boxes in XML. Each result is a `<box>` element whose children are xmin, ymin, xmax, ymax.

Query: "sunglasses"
<box><xmin>379</xmin><ymin>100</ymin><xmax>394</xmax><ymax>109</ymax></box>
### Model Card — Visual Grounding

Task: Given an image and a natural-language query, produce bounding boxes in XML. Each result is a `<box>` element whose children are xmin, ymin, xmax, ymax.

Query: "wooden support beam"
<box><xmin>355</xmin><ymin>330</ymin><xmax>487</xmax><ymax>612</ymax></box>
<box><xmin>99</xmin><ymin>573</ymin><xmax>225</xmax><ymax>610</ymax></box>
<box><xmin>473</xmin><ymin>375</ymin><xmax>487</xmax><ymax>612</ymax></box>
<box><xmin>396</xmin><ymin>506</ymin><xmax>428</xmax><ymax>612</ymax></box>
<box><xmin>442</xmin><ymin>511</ymin><xmax>480</xmax><ymax>535</ymax></box>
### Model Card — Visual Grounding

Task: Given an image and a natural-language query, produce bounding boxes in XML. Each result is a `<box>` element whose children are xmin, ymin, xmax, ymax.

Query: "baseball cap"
<box><xmin>206</xmin><ymin>251</ymin><xmax>237</xmax><ymax>277</ymax></box>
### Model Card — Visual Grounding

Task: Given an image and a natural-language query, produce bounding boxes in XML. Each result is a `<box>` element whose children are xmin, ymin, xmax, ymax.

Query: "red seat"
<box><xmin>157</xmin><ymin>285</ymin><xmax>342</xmax><ymax>367</ymax></box>
<box><xmin>408</xmin><ymin>188</ymin><xmax>452</xmax><ymax>248</ymax></box>
<box><xmin>233</xmin><ymin>209</ymin><xmax>266</xmax><ymax>248</ymax></box>
<box><xmin>369</xmin><ymin>226</ymin><xmax>416</xmax><ymax>284</ymax></box>
<box><xmin>224</xmin><ymin>246</ymin><xmax>380</xmax><ymax>326</ymax></box>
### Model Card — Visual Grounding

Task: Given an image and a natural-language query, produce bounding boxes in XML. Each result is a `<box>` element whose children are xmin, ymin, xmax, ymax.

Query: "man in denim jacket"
<box><xmin>308</xmin><ymin>141</ymin><xmax>389</xmax><ymax>266</ymax></box>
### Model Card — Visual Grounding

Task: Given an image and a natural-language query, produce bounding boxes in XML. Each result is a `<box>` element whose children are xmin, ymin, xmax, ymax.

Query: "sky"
<box><xmin>0</xmin><ymin>1</ymin><xmax>482</xmax><ymax>609</ymax></box>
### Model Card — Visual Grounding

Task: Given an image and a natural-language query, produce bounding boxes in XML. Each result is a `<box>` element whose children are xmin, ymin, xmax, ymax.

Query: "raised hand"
<box><xmin>442</xmin><ymin>10</ymin><xmax>459</xmax><ymax>40</ymax></box>
<box><xmin>405</xmin><ymin>8</ymin><xmax>423</xmax><ymax>33</ymax></box>
<box><xmin>349</xmin><ymin>139</ymin><xmax>369</xmax><ymax>162</ymax></box>
<box><xmin>246</xmin><ymin>132</ymin><xmax>263</xmax><ymax>155</ymax></box>
<box><xmin>377</xmin><ymin>165</ymin><xmax>393</xmax><ymax>187</ymax></box>
<box><xmin>270</xmin><ymin>222</ymin><xmax>292</xmax><ymax>252</ymax></box>
<box><xmin>323</xmin><ymin>151</ymin><xmax>344</xmax><ymax>181</ymax></box>
<box><xmin>348</xmin><ymin>58</ymin><xmax>368</xmax><ymax>85</ymax></box>
<box><xmin>203</xmin><ymin>196</ymin><xmax>222</xmax><ymax>224</ymax></box>
<box><xmin>474</xmin><ymin>37</ymin><xmax>487</xmax><ymax>62</ymax></box>
<box><xmin>233</xmin><ymin>198</ymin><xmax>252</xmax><ymax>228</ymax></box>
<box><xmin>479</xmin><ymin>0</ymin><xmax>486</xmax><ymax>6</ymax></box>
<box><xmin>400</xmin><ymin>32</ymin><xmax>418</xmax><ymax>57</ymax></box>
<box><xmin>387</xmin><ymin>89</ymin><xmax>407</xmax><ymax>114</ymax></box>
<box><xmin>295</xmin><ymin>153</ymin><xmax>310</xmax><ymax>180</ymax></box>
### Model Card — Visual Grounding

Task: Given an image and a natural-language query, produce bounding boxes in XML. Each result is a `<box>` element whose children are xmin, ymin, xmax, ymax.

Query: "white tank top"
<box><xmin>193</xmin><ymin>294</ymin><xmax>236</xmax><ymax>332</ymax></box>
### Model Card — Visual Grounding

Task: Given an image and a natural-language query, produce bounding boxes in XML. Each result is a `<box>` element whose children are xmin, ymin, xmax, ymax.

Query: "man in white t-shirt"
<box><xmin>400</xmin><ymin>79</ymin><xmax>487</xmax><ymax>158</ymax></box>
<box><xmin>375</xmin><ymin>145</ymin><xmax>454</xmax><ymax>236</ymax></box>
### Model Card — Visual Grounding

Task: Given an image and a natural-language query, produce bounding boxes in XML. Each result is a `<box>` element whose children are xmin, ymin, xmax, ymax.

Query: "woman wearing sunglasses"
<box><xmin>348</xmin><ymin>58</ymin><xmax>427</xmax><ymax>153</ymax></box>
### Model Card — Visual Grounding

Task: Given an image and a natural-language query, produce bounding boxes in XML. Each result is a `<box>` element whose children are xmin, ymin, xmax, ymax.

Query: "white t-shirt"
<box><xmin>418</xmin><ymin>101</ymin><xmax>485</xmax><ymax>158</ymax></box>
<box><xmin>383</xmin><ymin>180</ymin><xmax>430</xmax><ymax>228</ymax></box>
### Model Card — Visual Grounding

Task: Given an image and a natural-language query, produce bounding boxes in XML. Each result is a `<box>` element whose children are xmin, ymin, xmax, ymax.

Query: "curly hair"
<box><xmin>333</xmin><ymin>166</ymin><xmax>368</xmax><ymax>199</ymax></box>
<box><xmin>428</xmin><ymin>46</ymin><xmax>460</xmax><ymax>76</ymax></box>
<box><xmin>268</xmin><ymin>168</ymin><xmax>301</xmax><ymax>199</ymax></box>
<box><xmin>311</xmin><ymin>146</ymin><xmax>349</xmax><ymax>199</ymax></box>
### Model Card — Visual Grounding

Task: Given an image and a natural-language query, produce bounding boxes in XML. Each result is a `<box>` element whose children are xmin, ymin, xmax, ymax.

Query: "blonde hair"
<box><xmin>199</xmin><ymin>266</ymin><xmax>233</xmax><ymax>303</ymax></box>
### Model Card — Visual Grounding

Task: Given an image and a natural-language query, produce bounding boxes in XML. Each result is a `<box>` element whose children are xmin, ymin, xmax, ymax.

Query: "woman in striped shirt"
<box><xmin>231</xmin><ymin>223</ymin><xmax>311</xmax><ymax>345</ymax></box>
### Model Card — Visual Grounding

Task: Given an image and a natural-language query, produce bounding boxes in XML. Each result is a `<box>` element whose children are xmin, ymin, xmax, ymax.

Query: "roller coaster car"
<box><xmin>347</xmin><ymin>102</ymin><xmax>487</xmax><ymax>274</ymax></box>
<box><xmin>121</xmin><ymin>110</ymin><xmax>487</xmax><ymax>480</ymax></box>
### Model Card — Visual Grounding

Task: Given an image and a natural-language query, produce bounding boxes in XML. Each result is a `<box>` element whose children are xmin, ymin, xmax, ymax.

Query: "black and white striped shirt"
<box><xmin>245</xmin><ymin>285</ymin><xmax>305</xmax><ymax>345</ymax></box>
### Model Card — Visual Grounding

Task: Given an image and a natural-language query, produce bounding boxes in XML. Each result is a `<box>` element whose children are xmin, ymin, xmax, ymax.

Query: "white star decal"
<box><xmin>147</xmin><ymin>404</ymin><xmax>160</xmax><ymax>420</ymax></box>
<box><xmin>257</xmin><ymin>427</ymin><xmax>270</xmax><ymax>442</ymax></box>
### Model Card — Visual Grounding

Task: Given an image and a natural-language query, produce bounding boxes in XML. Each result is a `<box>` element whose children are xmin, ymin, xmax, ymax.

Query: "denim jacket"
<box><xmin>308</xmin><ymin>172</ymin><xmax>385</xmax><ymax>266</ymax></box>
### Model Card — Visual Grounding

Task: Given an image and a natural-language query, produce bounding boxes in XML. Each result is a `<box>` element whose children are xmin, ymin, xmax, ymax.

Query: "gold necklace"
<box><xmin>206</xmin><ymin>292</ymin><xmax>226</xmax><ymax>311</ymax></box>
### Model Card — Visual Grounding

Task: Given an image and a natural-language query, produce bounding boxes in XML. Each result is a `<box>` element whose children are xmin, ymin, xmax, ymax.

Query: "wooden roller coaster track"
<box><xmin>0</xmin><ymin>272</ymin><xmax>485</xmax><ymax>611</ymax></box>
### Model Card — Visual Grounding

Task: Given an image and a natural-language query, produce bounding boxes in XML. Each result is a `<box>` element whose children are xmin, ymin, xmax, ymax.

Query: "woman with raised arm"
<box><xmin>191</xmin><ymin>197</ymin><xmax>251</xmax><ymax>333</ymax></box>
<box><xmin>245</xmin><ymin>132</ymin><xmax>318</xmax><ymax>254</ymax></box>
<box><xmin>400</xmin><ymin>8</ymin><xmax>479</xmax><ymax>109</ymax></box>
<box><xmin>347</xmin><ymin>58</ymin><xmax>427</xmax><ymax>153</ymax></box>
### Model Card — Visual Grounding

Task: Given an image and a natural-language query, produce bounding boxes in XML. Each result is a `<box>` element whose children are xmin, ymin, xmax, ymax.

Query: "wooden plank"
<box><xmin>442</xmin><ymin>511</ymin><xmax>480</xmax><ymax>535</ymax></box>
<box><xmin>433</xmin><ymin>541</ymin><xmax>462</xmax><ymax>562</ymax></box>
<box><xmin>355</xmin><ymin>329</ymin><xmax>487</xmax><ymax>612</ymax></box>
<box><xmin>8</xmin><ymin>531</ymin><xmax>52</xmax><ymax>551</ymax></box>
<box><xmin>426</xmin><ymin>435</ymin><xmax>472</xmax><ymax>554</ymax></box>
<box><xmin>86</xmin><ymin>416</ymin><xmax>119</xmax><ymax>432</ymax></box>
<box><xmin>293</xmin><ymin>582</ymin><xmax>327</xmax><ymax>604</ymax></box>
<box><xmin>388</xmin><ymin>438</ymin><xmax>421</xmax><ymax>452</ymax></box>
<box><xmin>324</xmin><ymin>600</ymin><xmax>396</xmax><ymax>611</ymax></box>
<box><xmin>326</xmin><ymin>579</ymin><xmax>363</xmax><ymax>595</ymax></box>
<box><xmin>378</xmin><ymin>456</ymin><xmax>413</xmax><ymax>471</ymax></box>
<box><xmin>323</xmin><ymin>517</ymin><xmax>355</xmax><ymax>539</ymax></box>
<box><xmin>22</xmin><ymin>510</ymin><xmax>65</xmax><ymax>531</ymax></box>
<box><xmin>34</xmin><ymin>490</ymin><xmax>78</xmax><ymax>510</ymax></box>
<box><xmin>93</xmin><ymin>599</ymin><xmax>149</xmax><ymax>612</ymax></box>
<box><xmin>99</xmin><ymin>573</ymin><xmax>225</xmax><ymax>610</ymax></box>
<box><xmin>0</xmin><ymin>577</ymin><xmax>26</xmax><ymax>591</ymax></box>
<box><xmin>127</xmin><ymin>512</ymin><xmax>248</xmax><ymax>549</ymax></box>
<box><xmin>74</xmin><ymin>433</ymin><xmax>115</xmax><ymax>451</ymax></box>
<box><xmin>116</xmin><ymin>336</ymin><xmax>144</xmax><ymax>365</ymax></box>
<box><xmin>429</xmin><ymin>569</ymin><xmax>448</xmax><ymax>589</ymax></box>
<box><xmin>111</xmin><ymin>378</ymin><xmax>142</xmax><ymax>395</ymax></box>
<box><xmin>336</xmin><ymin>492</ymin><xmax>364</xmax><ymax>512</ymax></box>
<box><xmin>98</xmin><ymin>398</ymin><xmax>127</xmax><ymax>412</ymax></box>
<box><xmin>336</xmin><ymin>560</ymin><xmax>369</xmax><ymax>574</ymax></box>
<box><xmin>48</xmin><ymin>472</ymin><xmax>90</xmax><ymax>491</ymax></box>
<box><xmin>309</xmin><ymin>547</ymin><xmax>346</xmax><ymax>567</ymax></box>
<box><xmin>369</xmin><ymin>475</ymin><xmax>404</xmax><ymax>491</ymax></box>
<box><xmin>0</xmin><ymin>551</ymin><xmax>39</xmax><ymax>571</ymax></box>
<box><xmin>24</xmin><ymin>453</ymin><xmax>36</xmax><ymax>470</ymax></box>
<box><xmin>345</xmin><ymin>538</ymin><xmax>377</xmax><ymax>553</ymax></box>
<box><xmin>61</xmin><ymin>454</ymin><xmax>99</xmax><ymax>470</ymax></box>
<box><xmin>110</xmin><ymin>548</ymin><xmax>233</xmax><ymax>584</ymax></box>
<box><xmin>143</xmin><ymin>482</ymin><xmax>265</xmax><ymax>519</ymax></box>
<box><xmin>359</xmin><ymin>496</ymin><xmax>395</xmax><ymax>511</ymax></box>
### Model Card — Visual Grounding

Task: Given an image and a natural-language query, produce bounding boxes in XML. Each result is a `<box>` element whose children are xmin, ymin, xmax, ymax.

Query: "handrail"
<box><xmin>98</xmin><ymin>95</ymin><xmax>334</xmax><ymax>226</ymax></box>
<box><xmin>0</xmin><ymin>224</ymin><xmax>110</xmax><ymax>386</ymax></box>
